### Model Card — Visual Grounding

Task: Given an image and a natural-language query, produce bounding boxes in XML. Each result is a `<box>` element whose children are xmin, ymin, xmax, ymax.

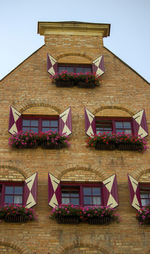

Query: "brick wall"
<box><xmin>0</xmin><ymin>27</ymin><xmax>150</xmax><ymax>254</ymax></box>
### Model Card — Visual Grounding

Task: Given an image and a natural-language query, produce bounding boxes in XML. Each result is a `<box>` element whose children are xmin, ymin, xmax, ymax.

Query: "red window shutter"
<box><xmin>102</xmin><ymin>174</ymin><xmax>119</xmax><ymax>208</ymax></box>
<box><xmin>48</xmin><ymin>173</ymin><xmax>61</xmax><ymax>208</ymax></box>
<box><xmin>132</xmin><ymin>109</ymin><xmax>148</xmax><ymax>138</ymax></box>
<box><xmin>47</xmin><ymin>53</ymin><xmax>58</xmax><ymax>76</ymax></box>
<box><xmin>59</xmin><ymin>107</ymin><xmax>72</xmax><ymax>136</ymax></box>
<box><xmin>92</xmin><ymin>55</ymin><xmax>105</xmax><ymax>77</ymax></box>
<box><xmin>85</xmin><ymin>108</ymin><xmax>96</xmax><ymax>137</ymax></box>
<box><xmin>24</xmin><ymin>173</ymin><xmax>38</xmax><ymax>208</ymax></box>
<box><xmin>8</xmin><ymin>106</ymin><xmax>22</xmax><ymax>135</ymax></box>
<box><xmin>128</xmin><ymin>174</ymin><xmax>141</xmax><ymax>211</ymax></box>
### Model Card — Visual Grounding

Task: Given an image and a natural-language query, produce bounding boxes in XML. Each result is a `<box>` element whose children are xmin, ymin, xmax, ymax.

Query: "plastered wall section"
<box><xmin>0</xmin><ymin>33</ymin><xmax>150</xmax><ymax>254</ymax></box>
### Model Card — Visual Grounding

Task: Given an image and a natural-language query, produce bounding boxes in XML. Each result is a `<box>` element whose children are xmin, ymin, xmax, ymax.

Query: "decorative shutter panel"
<box><xmin>24</xmin><ymin>172</ymin><xmax>38</xmax><ymax>208</ymax></box>
<box><xmin>132</xmin><ymin>109</ymin><xmax>148</xmax><ymax>138</ymax></box>
<box><xmin>47</xmin><ymin>53</ymin><xmax>58</xmax><ymax>76</ymax></box>
<box><xmin>128</xmin><ymin>174</ymin><xmax>141</xmax><ymax>211</ymax></box>
<box><xmin>85</xmin><ymin>108</ymin><xmax>96</xmax><ymax>137</ymax></box>
<box><xmin>48</xmin><ymin>173</ymin><xmax>61</xmax><ymax>208</ymax></box>
<box><xmin>102</xmin><ymin>174</ymin><xmax>119</xmax><ymax>208</ymax></box>
<box><xmin>92</xmin><ymin>55</ymin><xmax>105</xmax><ymax>77</ymax></box>
<box><xmin>59</xmin><ymin>107</ymin><xmax>72</xmax><ymax>136</ymax></box>
<box><xmin>8</xmin><ymin>106</ymin><xmax>22</xmax><ymax>135</ymax></box>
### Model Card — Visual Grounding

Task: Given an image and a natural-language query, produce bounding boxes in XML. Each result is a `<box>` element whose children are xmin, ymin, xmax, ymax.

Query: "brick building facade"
<box><xmin>0</xmin><ymin>21</ymin><xmax>150</xmax><ymax>254</ymax></box>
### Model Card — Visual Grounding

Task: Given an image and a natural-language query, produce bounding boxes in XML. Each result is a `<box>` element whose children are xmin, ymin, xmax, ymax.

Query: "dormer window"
<box><xmin>58</xmin><ymin>64</ymin><xmax>92</xmax><ymax>74</ymax></box>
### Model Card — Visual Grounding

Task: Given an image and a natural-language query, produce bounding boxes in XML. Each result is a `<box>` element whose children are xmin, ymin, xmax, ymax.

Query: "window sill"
<box><xmin>55</xmin><ymin>80</ymin><xmax>99</xmax><ymax>88</ymax></box>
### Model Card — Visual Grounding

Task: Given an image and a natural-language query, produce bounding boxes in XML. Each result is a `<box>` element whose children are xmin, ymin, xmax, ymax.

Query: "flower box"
<box><xmin>77</xmin><ymin>81</ymin><xmax>96</xmax><ymax>88</ymax></box>
<box><xmin>41</xmin><ymin>142</ymin><xmax>65</xmax><ymax>149</ymax></box>
<box><xmin>4</xmin><ymin>215</ymin><xmax>28</xmax><ymax>223</ymax></box>
<box><xmin>56</xmin><ymin>80</ymin><xmax>74</xmax><ymax>87</ymax></box>
<box><xmin>88</xmin><ymin>216</ymin><xmax>111</xmax><ymax>225</ymax></box>
<box><xmin>0</xmin><ymin>205</ymin><xmax>36</xmax><ymax>223</ymax></box>
<box><xmin>117</xmin><ymin>143</ymin><xmax>143</xmax><ymax>151</ymax></box>
<box><xmin>51</xmin><ymin>205</ymin><xmax>119</xmax><ymax>225</ymax></box>
<box><xmin>136</xmin><ymin>207</ymin><xmax>150</xmax><ymax>225</ymax></box>
<box><xmin>9</xmin><ymin>130</ymin><xmax>70</xmax><ymax>149</ymax></box>
<box><xmin>95</xmin><ymin>142</ymin><xmax>116</xmax><ymax>150</ymax></box>
<box><xmin>56</xmin><ymin>215</ymin><xmax>80</xmax><ymax>224</ymax></box>
<box><xmin>52</xmin><ymin>71</ymin><xmax>100</xmax><ymax>88</ymax></box>
<box><xmin>87</xmin><ymin>133</ymin><xmax>147</xmax><ymax>152</ymax></box>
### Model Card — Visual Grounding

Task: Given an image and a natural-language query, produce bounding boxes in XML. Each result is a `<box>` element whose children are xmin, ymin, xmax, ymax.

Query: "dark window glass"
<box><xmin>0</xmin><ymin>184</ymin><xmax>2</xmax><ymax>203</ymax></box>
<box><xmin>61</xmin><ymin>187</ymin><xmax>80</xmax><ymax>205</ymax></box>
<box><xmin>58</xmin><ymin>65</ymin><xmax>92</xmax><ymax>74</ymax></box>
<box><xmin>96</xmin><ymin>120</ymin><xmax>112</xmax><ymax>135</ymax></box>
<box><xmin>96</xmin><ymin>119</ymin><xmax>133</xmax><ymax>135</ymax></box>
<box><xmin>115</xmin><ymin>121</ymin><xmax>132</xmax><ymax>134</ymax></box>
<box><xmin>140</xmin><ymin>186</ymin><xmax>150</xmax><ymax>207</ymax></box>
<box><xmin>4</xmin><ymin>186</ymin><xmax>23</xmax><ymax>205</ymax></box>
<box><xmin>61</xmin><ymin>184</ymin><xmax>102</xmax><ymax>207</ymax></box>
<box><xmin>22</xmin><ymin>118</ymin><xmax>59</xmax><ymax>133</ymax></box>
<box><xmin>83</xmin><ymin>187</ymin><xmax>101</xmax><ymax>206</ymax></box>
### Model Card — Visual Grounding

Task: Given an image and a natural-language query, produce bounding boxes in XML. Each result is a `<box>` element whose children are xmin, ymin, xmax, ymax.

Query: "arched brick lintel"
<box><xmin>0</xmin><ymin>239</ymin><xmax>29</xmax><ymax>254</ymax></box>
<box><xmin>58</xmin><ymin>242</ymin><xmax>112</xmax><ymax>254</ymax></box>
<box><xmin>13</xmin><ymin>102</ymin><xmax>61</xmax><ymax>115</ymax></box>
<box><xmin>57</xmin><ymin>52</ymin><xmax>93</xmax><ymax>62</ymax></box>
<box><xmin>131</xmin><ymin>167</ymin><xmax>150</xmax><ymax>181</ymax></box>
<box><xmin>58</xmin><ymin>165</ymin><xmax>108</xmax><ymax>181</ymax></box>
<box><xmin>0</xmin><ymin>164</ymin><xmax>27</xmax><ymax>179</ymax></box>
<box><xmin>94</xmin><ymin>105</ymin><xmax>134</xmax><ymax>116</ymax></box>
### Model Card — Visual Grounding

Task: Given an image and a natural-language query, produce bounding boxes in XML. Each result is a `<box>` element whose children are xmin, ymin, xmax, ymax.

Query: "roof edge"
<box><xmin>104</xmin><ymin>46</ymin><xmax>149</xmax><ymax>85</ymax></box>
<box><xmin>0</xmin><ymin>45</ymin><xmax>45</xmax><ymax>82</ymax></box>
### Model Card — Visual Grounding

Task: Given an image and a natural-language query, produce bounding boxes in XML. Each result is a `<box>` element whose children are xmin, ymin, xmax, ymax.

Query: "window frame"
<box><xmin>21</xmin><ymin>115</ymin><xmax>59</xmax><ymax>134</ymax></box>
<box><xmin>0</xmin><ymin>181</ymin><xmax>24</xmax><ymax>207</ymax></box>
<box><xmin>58</xmin><ymin>63</ymin><xmax>92</xmax><ymax>74</ymax></box>
<box><xmin>139</xmin><ymin>183</ymin><xmax>150</xmax><ymax>207</ymax></box>
<box><xmin>60</xmin><ymin>182</ymin><xmax>103</xmax><ymax>207</ymax></box>
<box><xmin>95</xmin><ymin>117</ymin><xmax>135</xmax><ymax>135</ymax></box>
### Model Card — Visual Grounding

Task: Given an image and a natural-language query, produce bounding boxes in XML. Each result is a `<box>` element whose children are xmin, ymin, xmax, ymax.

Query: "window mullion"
<box><xmin>39</xmin><ymin>118</ymin><xmax>42</xmax><ymax>133</ymax></box>
<box><xmin>112</xmin><ymin>120</ymin><xmax>116</xmax><ymax>134</ymax></box>
<box><xmin>80</xmin><ymin>185</ymin><xmax>83</xmax><ymax>206</ymax></box>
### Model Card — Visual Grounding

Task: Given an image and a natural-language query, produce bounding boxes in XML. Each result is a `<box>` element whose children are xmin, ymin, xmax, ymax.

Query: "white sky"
<box><xmin>0</xmin><ymin>0</ymin><xmax>150</xmax><ymax>83</ymax></box>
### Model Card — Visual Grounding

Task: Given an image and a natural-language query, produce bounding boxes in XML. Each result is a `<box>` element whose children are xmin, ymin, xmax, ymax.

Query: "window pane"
<box><xmin>93</xmin><ymin>197</ymin><xmax>101</xmax><ymax>205</ymax></box>
<box><xmin>83</xmin><ymin>187</ymin><xmax>91</xmax><ymax>195</ymax></box>
<box><xmin>62</xmin><ymin>198</ymin><xmax>70</xmax><ymax>204</ymax></box>
<box><xmin>84</xmin><ymin>197</ymin><xmax>92</xmax><ymax>205</ymax></box>
<box><xmin>30</xmin><ymin>120</ymin><xmax>38</xmax><ymax>126</ymax></box>
<box><xmin>5</xmin><ymin>186</ymin><xmax>13</xmax><ymax>194</ymax></box>
<box><xmin>141</xmin><ymin>199</ymin><xmax>150</xmax><ymax>206</ymax></box>
<box><xmin>51</xmin><ymin>121</ymin><xmax>58</xmax><ymax>127</ymax></box>
<box><xmin>42</xmin><ymin>120</ymin><xmax>50</xmax><ymax>127</ymax></box>
<box><xmin>30</xmin><ymin>127</ymin><xmax>38</xmax><ymax>133</ymax></box>
<box><xmin>116</xmin><ymin>129</ymin><xmax>124</xmax><ymax>134</ymax></box>
<box><xmin>124</xmin><ymin>130</ymin><xmax>132</xmax><ymax>134</ymax></box>
<box><xmin>115</xmin><ymin>122</ymin><xmax>123</xmax><ymax>128</ymax></box>
<box><xmin>124</xmin><ymin>122</ymin><xmax>131</xmax><ymax>128</ymax></box>
<box><xmin>51</xmin><ymin>128</ymin><xmax>58</xmax><ymax>132</ymax></box>
<box><xmin>14</xmin><ymin>187</ymin><xmax>23</xmax><ymax>194</ymax></box>
<box><xmin>5</xmin><ymin>196</ymin><xmax>13</xmax><ymax>204</ymax></box>
<box><xmin>42</xmin><ymin>128</ymin><xmax>50</xmax><ymax>133</ymax></box>
<box><xmin>93</xmin><ymin>187</ymin><xmax>101</xmax><ymax>195</ymax></box>
<box><xmin>22</xmin><ymin>120</ymin><xmax>30</xmax><ymax>126</ymax></box>
<box><xmin>14</xmin><ymin>196</ymin><xmax>22</xmax><ymax>204</ymax></box>
<box><xmin>22</xmin><ymin>127</ymin><xmax>30</xmax><ymax>131</ymax></box>
<box><xmin>70</xmin><ymin>198</ymin><xmax>79</xmax><ymax>205</ymax></box>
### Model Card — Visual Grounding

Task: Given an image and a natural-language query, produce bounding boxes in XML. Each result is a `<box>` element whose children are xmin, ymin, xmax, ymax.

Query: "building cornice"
<box><xmin>38</xmin><ymin>21</ymin><xmax>110</xmax><ymax>37</ymax></box>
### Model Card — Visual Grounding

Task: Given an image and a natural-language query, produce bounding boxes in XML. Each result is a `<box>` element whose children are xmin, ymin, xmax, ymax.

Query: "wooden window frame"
<box><xmin>0</xmin><ymin>181</ymin><xmax>24</xmax><ymax>207</ymax></box>
<box><xmin>58</xmin><ymin>63</ymin><xmax>92</xmax><ymax>74</ymax></box>
<box><xmin>60</xmin><ymin>182</ymin><xmax>103</xmax><ymax>207</ymax></box>
<box><xmin>95</xmin><ymin>117</ymin><xmax>134</xmax><ymax>135</ymax></box>
<box><xmin>22</xmin><ymin>115</ymin><xmax>59</xmax><ymax>133</ymax></box>
<box><xmin>139</xmin><ymin>183</ymin><xmax>150</xmax><ymax>207</ymax></box>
